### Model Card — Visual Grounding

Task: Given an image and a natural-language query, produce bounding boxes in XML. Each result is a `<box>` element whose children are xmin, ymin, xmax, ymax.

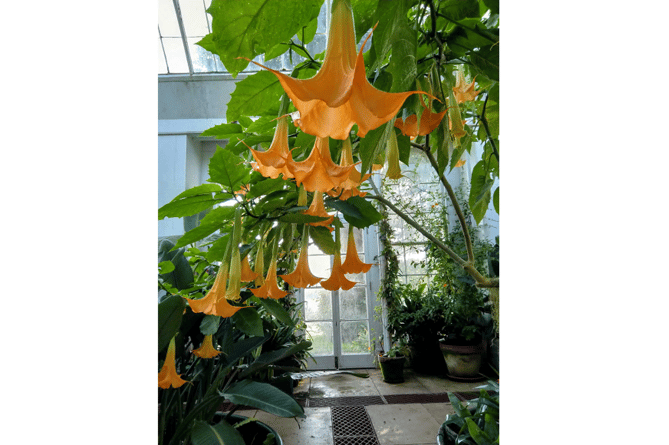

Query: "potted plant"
<box><xmin>386</xmin><ymin>282</ymin><xmax>448</xmax><ymax>375</ymax></box>
<box><xmin>377</xmin><ymin>343</ymin><xmax>408</xmax><ymax>384</ymax></box>
<box><xmin>437</xmin><ymin>380</ymin><xmax>499</xmax><ymax>445</ymax></box>
<box><xmin>158</xmin><ymin>241</ymin><xmax>311</xmax><ymax>445</ymax></box>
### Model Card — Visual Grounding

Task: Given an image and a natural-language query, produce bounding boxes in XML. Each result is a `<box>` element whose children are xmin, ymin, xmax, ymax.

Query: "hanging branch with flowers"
<box><xmin>158</xmin><ymin>0</ymin><xmax>498</xmax><ymax>441</ymax></box>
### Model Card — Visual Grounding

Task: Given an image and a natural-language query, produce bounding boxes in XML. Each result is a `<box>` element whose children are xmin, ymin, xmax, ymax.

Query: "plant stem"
<box><xmin>480</xmin><ymin>92</ymin><xmax>499</xmax><ymax>162</ymax></box>
<box><xmin>412</xmin><ymin>142</ymin><xmax>476</xmax><ymax>264</ymax></box>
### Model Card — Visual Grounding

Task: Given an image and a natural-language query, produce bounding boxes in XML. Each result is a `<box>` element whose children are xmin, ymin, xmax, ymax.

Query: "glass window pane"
<box><xmin>306</xmin><ymin>321</ymin><xmax>333</xmax><ymax>355</ymax></box>
<box><xmin>162</xmin><ymin>37</ymin><xmax>189</xmax><ymax>74</ymax></box>
<box><xmin>159</xmin><ymin>0</ymin><xmax>181</xmax><ymax>37</ymax></box>
<box><xmin>341</xmin><ymin>321</ymin><xmax>369</xmax><ymax>354</ymax></box>
<box><xmin>158</xmin><ymin>36</ymin><xmax>169</xmax><ymax>74</ymax></box>
<box><xmin>304</xmin><ymin>287</ymin><xmax>332</xmax><ymax>321</ymax></box>
<box><xmin>339</xmin><ymin>286</ymin><xmax>367</xmax><ymax>320</ymax></box>
<box><xmin>178</xmin><ymin>0</ymin><xmax>210</xmax><ymax>36</ymax></box>
<box><xmin>188</xmin><ymin>37</ymin><xmax>217</xmax><ymax>72</ymax></box>
<box><xmin>405</xmin><ymin>245</ymin><xmax>427</xmax><ymax>275</ymax></box>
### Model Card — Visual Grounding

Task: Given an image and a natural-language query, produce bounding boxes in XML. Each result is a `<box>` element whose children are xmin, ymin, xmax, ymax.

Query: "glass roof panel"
<box><xmin>158</xmin><ymin>0</ymin><xmax>181</xmax><ymax>37</ymax></box>
<box><xmin>158</xmin><ymin>33</ymin><xmax>169</xmax><ymax>74</ymax></box>
<box><xmin>179</xmin><ymin>0</ymin><xmax>210</xmax><ymax>37</ymax></box>
<box><xmin>162</xmin><ymin>37</ymin><xmax>189</xmax><ymax>74</ymax></box>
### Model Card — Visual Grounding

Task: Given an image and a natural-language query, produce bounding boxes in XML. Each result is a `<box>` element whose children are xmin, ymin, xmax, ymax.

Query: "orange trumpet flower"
<box><xmin>287</xmin><ymin>137</ymin><xmax>355</xmax><ymax>193</ymax></box>
<box><xmin>452</xmin><ymin>71</ymin><xmax>480</xmax><ymax>104</ymax></box>
<box><xmin>248</xmin><ymin>116</ymin><xmax>294</xmax><ymax>179</ymax></box>
<box><xmin>385</xmin><ymin>130</ymin><xmax>403</xmax><ymax>180</ymax></box>
<box><xmin>327</xmin><ymin>137</ymin><xmax>371</xmax><ymax>200</ymax></box>
<box><xmin>240</xmin><ymin>254</ymin><xmax>259</xmax><ymax>282</ymax></box>
<box><xmin>320</xmin><ymin>226</ymin><xmax>357</xmax><ymax>291</ymax></box>
<box><xmin>250</xmin><ymin>255</ymin><xmax>289</xmax><ymax>300</ymax></box>
<box><xmin>304</xmin><ymin>191</ymin><xmax>334</xmax><ymax>231</ymax></box>
<box><xmin>245</xmin><ymin>0</ymin><xmax>430</xmax><ymax>139</ymax></box>
<box><xmin>193</xmin><ymin>334</ymin><xmax>221</xmax><ymax>359</ymax></box>
<box><xmin>394</xmin><ymin>97</ymin><xmax>447</xmax><ymax>139</ymax></box>
<box><xmin>280</xmin><ymin>227</ymin><xmax>322</xmax><ymax>288</ymax></box>
<box><xmin>159</xmin><ymin>337</ymin><xmax>188</xmax><ymax>389</ymax></box>
<box><xmin>340</xmin><ymin>227</ymin><xmax>372</xmax><ymax>274</ymax></box>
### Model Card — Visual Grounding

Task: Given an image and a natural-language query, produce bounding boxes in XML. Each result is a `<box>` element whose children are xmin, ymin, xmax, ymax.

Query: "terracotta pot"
<box><xmin>439</xmin><ymin>341</ymin><xmax>486</xmax><ymax>378</ymax></box>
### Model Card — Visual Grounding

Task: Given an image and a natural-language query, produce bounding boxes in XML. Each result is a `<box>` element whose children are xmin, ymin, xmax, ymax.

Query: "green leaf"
<box><xmin>247</xmin><ymin>177</ymin><xmax>291</xmax><ymax>200</ymax></box>
<box><xmin>233</xmin><ymin>307</ymin><xmax>264</xmax><ymax>337</ymax></box>
<box><xmin>221</xmin><ymin>380</ymin><xmax>305</xmax><ymax>418</ymax></box>
<box><xmin>226</xmin><ymin>71</ymin><xmax>285</xmax><ymax>122</ymax></box>
<box><xmin>205</xmin><ymin>0</ymin><xmax>324</xmax><ymax>77</ymax></box>
<box><xmin>173</xmin><ymin>184</ymin><xmax>223</xmax><ymax>201</ymax></box>
<box><xmin>200</xmin><ymin>123</ymin><xmax>244</xmax><ymax>138</ymax></box>
<box><xmin>439</xmin><ymin>0</ymin><xmax>480</xmax><ymax>21</ymax></box>
<box><xmin>469</xmin><ymin>160</ymin><xmax>495</xmax><ymax>225</ymax></box>
<box><xmin>191</xmin><ymin>419</ymin><xmax>245</xmax><ymax>445</ymax></box>
<box><xmin>174</xmin><ymin>206</ymin><xmax>236</xmax><ymax>249</ymax></box>
<box><xmin>309</xmin><ymin>225</ymin><xmax>336</xmax><ymax>254</ymax></box>
<box><xmin>159</xmin><ymin>240</ymin><xmax>195</xmax><ymax>290</ymax></box>
<box><xmin>334</xmin><ymin>196</ymin><xmax>384</xmax><ymax>228</ymax></box>
<box><xmin>465</xmin><ymin>417</ymin><xmax>493</xmax><ymax>445</ymax></box>
<box><xmin>397</xmin><ymin>132</ymin><xmax>411</xmax><ymax>166</ymax></box>
<box><xmin>239</xmin><ymin>342</ymin><xmax>312</xmax><ymax>378</ymax></box>
<box><xmin>159</xmin><ymin>194</ymin><xmax>218</xmax><ymax>220</ymax></box>
<box><xmin>387</xmin><ymin>4</ymin><xmax>418</xmax><ymax>93</ymax></box>
<box><xmin>205</xmin><ymin>233</ymin><xmax>231</xmax><ymax>263</ymax></box>
<box><xmin>492</xmin><ymin>186</ymin><xmax>499</xmax><ymax>214</ymax></box>
<box><xmin>200</xmin><ymin>315</ymin><xmax>221</xmax><ymax>336</ymax></box>
<box><xmin>359</xmin><ymin>120</ymin><xmax>394</xmax><ymax>175</ymax></box>
<box><xmin>369</xmin><ymin>0</ymin><xmax>407</xmax><ymax>73</ymax></box>
<box><xmin>208</xmin><ymin>147</ymin><xmax>252</xmax><ymax>192</ymax></box>
<box><xmin>253</xmin><ymin>297</ymin><xmax>294</xmax><ymax>326</ymax></box>
<box><xmin>483</xmin><ymin>413</ymin><xmax>499</xmax><ymax>442</ymax></box>
<box><xmin>158</xmin><ymin>261</ymin><xmax>175</xmax><ymax>275</ymax></box>
<box><xmin>351</xmin><ymin>0</ymin><xmax>378</xmax><ymax>41</ymax></box>
<box><xmin>158</xmin><ymin>295</ymin><xmax>186</xmax><ymax>353</ymax></box>
<box><xmin>481</xmin><ymin>0</ymin><xmax>499</xmax><ymax>14</ymax></box>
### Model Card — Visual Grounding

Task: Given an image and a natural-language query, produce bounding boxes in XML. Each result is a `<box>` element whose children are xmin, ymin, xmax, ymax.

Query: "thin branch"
<box><xmin>480</xmin><ymin>92</ymin><xmax>499</xmax><ymax>162</ymax></box>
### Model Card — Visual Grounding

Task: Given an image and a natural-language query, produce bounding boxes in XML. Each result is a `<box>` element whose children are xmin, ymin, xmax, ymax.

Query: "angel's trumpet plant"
<box><xmin>320</xmin><ymin>225</ymin><xmax>357</xmax><ymax>291</ymax></box>
<box><xmin>251</xmin><ymin>235</ymin><xmax>289</xmax><ymax>300</ymax></box>
<box><xmin>225</xmin><ymin>207</ymin><xmax>244</xmax><ymax>302</ymax></box>
<box><xmin>280</xmin><ymin>226</ymin><xmax>322</xmax><ymax>288</ymax></box>
<box><xmin>452</xmin><ymin>71</ymin><xmax>480</xmax><ymax>104</ymax></box>
<box><xmin>340</xmin><ymin>226</ymin><xmax>372</xmax><ymax>274</ymax></box>
<box><xmin>248</xmin><ymin>115</ymin><xmax>294</xmax><ymax>179</ymax></box>
<box><xmin>192</xmin><ymin>335</ymin><xmax>221</xmax><ymax>359</ymax></box>
<box><xmin>385</xmin><ymin>130</ymin><xmax>403</xmax><ymax>180</ymax></box>
<box><xmin>327</xmin><ymin>137</ymin><xmax>370</xmax><ymax>200</ymax></box>
<box><xmin>394</xmin><ymin>96</ymin><xmax>447</xmax><ymax>139</ymax></box>
<box><xmin>245</xmin><ymin>0</ymin><xmax>430</xmax><ymax>139</ymax></box>
<box><xmin>158</xmin><ymin>337</ymin><xmax>188</xmax><ymax>389</ymax></box>
<box><xmin>304</xmin><ymin>191</ymin><xmax>335</xmax><ymax>231</ymax></box>
<box><xmin>287</xmin><ymin>136</ymin><xmax>355</xmax><ymax>193</ymax></box>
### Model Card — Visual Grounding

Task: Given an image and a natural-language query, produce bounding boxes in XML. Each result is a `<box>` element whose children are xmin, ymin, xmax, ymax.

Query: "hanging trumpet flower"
<box><xmin>304</xmin><ymin>191</ymin><xmax>334</xmax><ymax>231</ymax></box>
<box><xmin>244</xmin><ymin>0</ymin><xmax>430</xmax><ymax>139</ymax></box>
<box><xmin>340</xmin><ymin>226</ymin><xmax>372</xmax><ymax>274</ymax></box>
<box><xmin>158</xmin><ymin>337</ymin><xmax>188</xmax><ymax>389</ymax></box>
<box><xmin>248</xmin><ymin>115</ymin><xmax>294</xmax><ymax>179</ymax></box>
<box><xmin>320</xmin><ymin>225</ymin><xmax>357</xmax><ymax>291</ymax></box>
<box><xmin>394</xmin><ymin>95</ymin><xmax>447</xmax><ymax>139</ymax></box>
<box><xmin>251</xmin><ymin>234</ymin><xmax>289</xmax><ymax>300</ymax></box>
<box><xmin>452</xmin><ymin>71</ymin><xmax>480</xmax><ymax>104</ymax></box>
<box><xmin>286</xmin><ymin>136</ymin><xmax>355</xmax><ymax>193</ymax></box>
<box><xmin>240</xmin><ymin>254</ymin><xmax>258</xmax><ymax>282</ymax></box>
<box><xmin>327</xmin><ymin>137</ymin><xmax>371</xmax><ymax>200</ymax></box>
<box><xmin>225</xmin><ymin>207</ymin><xmax>244</xmax><ymax>302</ymax></box>
<box><xmin>192</xmin><ymin>334</ymin><xmax>221</xmax><ymax>359</ymax></box>
<box><xmin>385</xmin><ymin>130</ymin><xmax>403</xmax><ymax>180</ymax></box>
<box><xmin>280</xmin><ymin>225</ymin><xmax>322</xmax><ymax>288</ymax></box>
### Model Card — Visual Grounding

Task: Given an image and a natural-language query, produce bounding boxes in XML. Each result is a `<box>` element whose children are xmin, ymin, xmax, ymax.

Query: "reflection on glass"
<box><xmin>339</xmin><ymin>286</ymin><xmax>367</xmax><ymax>320</ymax></box>
<box><xmin>341</xmin><ymin>321</ymin><xmax>369</xmax><ymax>354</ymax></box>
<box><xmin>304</xmin><ymin>287</ymin><xmax>332</xmax><ymax>321</ymax></box>
<box><xmin>306</xmin><ymin>322</ymin><xmax>333</xmax><ymax>355</ymax></box>
<box><xmin>188</xmin><ymin>38</ymin><xmax>217</xmax><ymax>72</ymax></box>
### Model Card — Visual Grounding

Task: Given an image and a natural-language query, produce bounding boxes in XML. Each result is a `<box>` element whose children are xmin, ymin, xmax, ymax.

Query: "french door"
<box><xmin>298</xmin><ymin>223</ymin><xmax>382</xmax><ymax>370</ymax></box>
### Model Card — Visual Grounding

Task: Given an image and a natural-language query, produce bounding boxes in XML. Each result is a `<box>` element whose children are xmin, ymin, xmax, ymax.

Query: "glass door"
<box><xmin>300</xmin><ymin>223</ymin><xmax>381</xmax><ymax>370</ymax></box>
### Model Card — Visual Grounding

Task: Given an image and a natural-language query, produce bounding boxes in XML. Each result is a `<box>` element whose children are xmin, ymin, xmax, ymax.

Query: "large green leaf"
<box><xmin>351</xmin><ymin>0</ymin><xmax>378</xmax><ymax>41</ymax></box>
<box><xmin>221</xmin><ymin>380</ymin><xmax>305</xmax><ymax>418</ymax></box>
<box><xmin>200</xmin><ymin>123</ymin><xmax>244</xmax><ymax>139</ymax></box>
<box><xmin>232</xmin><ymin>308</ymin><xmax>264</xmax><ymax>337</ymax></box>
<box><xmin>159</xmin><ymin>240</ymin><xmax>194</xmax><ymax>290</ymax></box>
<box><xmin>253</xmin><ymin>297</ymin><xmax>294</xmax><ymax>326</ymax></box>
<box><xmin>226</xmin><ymin>71</ymin><xmax>284</xmax><ymax>122</ymax></box>
<box><xmin>359</xmin><ymin>120</ymin><xmax>395</xmax><ymax>175</ymax></box>
<box><xmin>191</xmin><ymin>419</ymin><xmax>245</xmax><ymax>445</ymax></box>
<box><xmin>204</xmin><ymin>0</ymin><xmax>324</xmax><ymax>77</ymax></box>
<box><xmin>331</xmin><ymin>196</ymin><xmax>384</xmax><ymax>228</ymax></box>
<box><xmin>310</xmin><ymin>225</ymin><xmax>336</xmax><ymax>254</ymax></box>
<box><xmin>158</xmin><ymin>295</ymin><xmax>186</xmax><ymax>353</ymax></box>
<box><xmin>492</xmin><ymin>186</ymin><xmax>499</xmax><ymax>215</ymax></box>
<box><xmin>469</xmin><ymin>160</ymin><xmax>495</xmax><ymax>224</ymax></box>
<box><xmin>208</xmin><ymin>147</ymin><xmax>252</xmax><ymax>192</ymax></box>
<box><xmin>240</xmin><ymin>341</ymin><xmax>313</xmax><ymax>379</ymax></box>
<box><xmin>386</xmin><ymin>2</ymin><xmax>419</xmax><ymax>93</ymax></box>
<box><xmin>200</xmin><ymin>315</ymin><xmax>221</xmax><ymax>336</ymax></box>
<box><xmin>174</xmin><ymin>206</ymin><xmax>236</xmax><ymax>249</ymax></box>
<box><xmin>159</xmin><ymin>194</ymin><xmax>219</xmax><ymax>220</ymax></box>
<box><xmin>438</xmin><ymin>0</ymin><xmax>480</xmax><ymax>21</ymax></box>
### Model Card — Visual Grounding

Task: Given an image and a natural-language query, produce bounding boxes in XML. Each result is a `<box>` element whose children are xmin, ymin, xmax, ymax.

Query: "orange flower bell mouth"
<box><xmin>245</xmin><ymin>0</ymin><xmax>431</xmax><ymax>139</ymax></box>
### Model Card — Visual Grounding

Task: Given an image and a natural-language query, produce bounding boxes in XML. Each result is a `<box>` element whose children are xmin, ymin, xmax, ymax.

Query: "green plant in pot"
<box><xmin>377</xmin><ymin>342</ymin><xmax>409</xmax><ymax>384</ymax></box>
<box><xmin>437</xmin><ymin>380</ymin><xmax>499</xmax><ymax>445</ymax></box>
<box><xmin>386</xmin><ymin>282</ymin><xmax>448</xmax><ymax>375</ymax></box>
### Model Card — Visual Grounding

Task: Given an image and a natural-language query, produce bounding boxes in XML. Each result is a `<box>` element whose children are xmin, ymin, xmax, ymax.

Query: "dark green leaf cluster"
<box><xmin>441</xmin><ymin>380</ymin><xmax>499</xmax><ymax>445</ymax></box>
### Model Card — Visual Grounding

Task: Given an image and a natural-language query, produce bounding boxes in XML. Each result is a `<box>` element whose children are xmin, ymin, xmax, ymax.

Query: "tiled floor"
<box><xmin>235</xmin><ymin>368</ymin><xmax>487</xmax><ymax>445</ymax></box>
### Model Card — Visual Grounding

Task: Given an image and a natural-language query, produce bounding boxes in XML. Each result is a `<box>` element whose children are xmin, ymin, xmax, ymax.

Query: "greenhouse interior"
<box><xmin>158</xmin><ymin>1</ymin><xmax>499</xmax><ymax>444</ymax></box>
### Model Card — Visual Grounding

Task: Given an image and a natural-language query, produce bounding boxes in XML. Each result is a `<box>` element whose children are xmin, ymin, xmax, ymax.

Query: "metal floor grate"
<box><xmin>331</xmin><ymin>406</ymin><xmax>380</xmax><ymax>445</ymax></box>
